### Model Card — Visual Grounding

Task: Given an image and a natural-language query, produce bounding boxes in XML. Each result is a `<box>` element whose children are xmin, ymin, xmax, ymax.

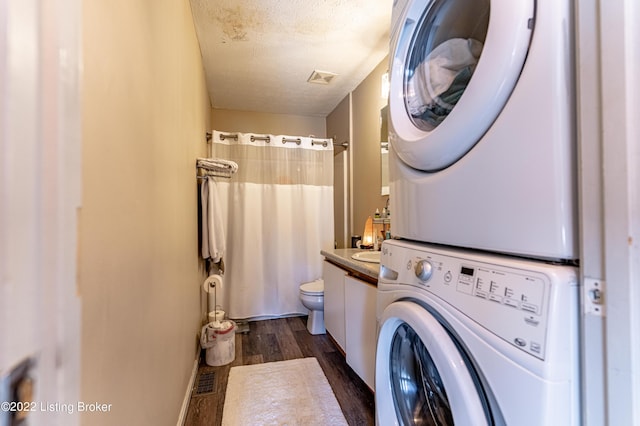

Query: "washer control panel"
<box><xmin>379</xmin><ymin>241</ymin><xmax>577</xmax><ymax>360</ymax></box>
<box><xmin>454</xmin><ymin>263</ymin><xmax>545</xmax><ymax>316</ymax></box>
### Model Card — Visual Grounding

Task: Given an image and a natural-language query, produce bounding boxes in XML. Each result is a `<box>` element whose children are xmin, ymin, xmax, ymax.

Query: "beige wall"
<box><xmin>326</xmin><ymin>96</ymin><xmax>351</xmax><ymax>248</ymax></box>
<box><xmin>212</xmin><ymin>108</ymin><xmax>326</xmax><ymax>137</ymax></box>
<box><xmin>352</xmin><ymin>58</ymin><xmax>389</xmax><ymax>238</ymax></box>
<box><xmin>80</xmin><ymin>0</ymin><xmax>209</xmax><ymax>424</ymax></box>
<box><xmin>328</xmin><ymin>58</ymin><xmax>389</xmax><ymax>245</ymax></box>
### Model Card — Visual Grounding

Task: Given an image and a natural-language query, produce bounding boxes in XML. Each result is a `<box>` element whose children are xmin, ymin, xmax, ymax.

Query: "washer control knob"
<box><xmin>414</xmin><ymin>259</ymin><xmax>433</xmax><ymax>282</ymax></box>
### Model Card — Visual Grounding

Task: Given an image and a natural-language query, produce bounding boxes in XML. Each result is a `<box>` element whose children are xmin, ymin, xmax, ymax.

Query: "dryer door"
<box><xmin>376</xmin><ymin>301</ymin><xmax>494</xmax><ymax>425</ymax></box>
<box><xmin>389</xmin><ymin>0</ymin><xmax>534</xmax><ymax>171</ymax></box>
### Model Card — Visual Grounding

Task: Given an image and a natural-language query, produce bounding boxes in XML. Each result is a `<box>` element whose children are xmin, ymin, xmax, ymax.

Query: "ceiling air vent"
<box><xmin>307</xmin><ymin>70</ymin><xmax>338</xmax><ymax>85</ymax></box>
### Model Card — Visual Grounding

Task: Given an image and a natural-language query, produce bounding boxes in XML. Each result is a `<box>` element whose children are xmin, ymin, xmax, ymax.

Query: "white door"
<box><xmin>389</xmin><ymin>0</ymin><xmax>534</xmax><ymax>171</ymax></box>
<box><xmin>375</xmin><ymin>301</ymin><xmax>494</xmax><ymax>425</ymax></box>
<box><xmin>0</xmin><ymin>0</ymin><xmax>82</xmax><ymax>424</ymax></box>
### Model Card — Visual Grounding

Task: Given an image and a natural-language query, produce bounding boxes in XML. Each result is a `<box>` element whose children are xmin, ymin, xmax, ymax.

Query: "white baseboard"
<box><xmin>177</xmin><ymin>358</ymin><xmax>199</xmax><ymax>426</ymax></box>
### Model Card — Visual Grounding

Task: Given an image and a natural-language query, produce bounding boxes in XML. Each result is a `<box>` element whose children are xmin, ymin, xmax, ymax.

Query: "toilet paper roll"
<box><xmin>203</xmin><ymin>275</ymin><xmax>224</xmax><ymax>314</ymax></box>
<box><xmin>209</xmin><ymin>310</ymin><xmax>225</xmax><ymax>323</ymax></box>
<box><xmin>203</xmin><ymin>274</ymin><xmax>223</xmax><ymax>292</ymax></box>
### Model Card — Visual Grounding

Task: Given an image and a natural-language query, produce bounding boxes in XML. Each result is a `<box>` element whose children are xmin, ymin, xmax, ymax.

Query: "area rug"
<box><xmin>222</xmin><ymin>357</ymin><xmax>348</xmax><ymax>426</ymax></box>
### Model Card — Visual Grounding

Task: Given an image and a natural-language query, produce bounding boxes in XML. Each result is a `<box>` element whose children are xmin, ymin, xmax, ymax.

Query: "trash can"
<box><xmin>200</xmin><ymin>320</ymin><xmax>236</xmax><ymax>366</ymax></box>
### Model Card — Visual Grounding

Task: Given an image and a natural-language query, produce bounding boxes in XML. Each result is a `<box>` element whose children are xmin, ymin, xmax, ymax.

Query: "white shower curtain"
<box><xmin>212</xmin><ymin>131</ymin><xmax>334</xmax><ymax>319</ymax></box>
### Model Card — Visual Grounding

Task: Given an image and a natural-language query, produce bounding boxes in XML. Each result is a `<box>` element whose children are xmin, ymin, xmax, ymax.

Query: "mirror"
<box><xmin>380</xmin><ymin>104</ymin><xmax>389</xmax><ymax>196</ymax></box>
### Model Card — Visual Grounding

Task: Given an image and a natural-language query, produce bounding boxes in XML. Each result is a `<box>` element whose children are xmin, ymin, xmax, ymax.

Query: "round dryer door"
<box><xmin>389</xmin><ymin>0</ymin><xmax>535</xmax><ymax>171</ymax></box>
<box><xmin>376</xmin><ymin>301</ymin><xmax>494</xmax><ymax>425</ymax></box>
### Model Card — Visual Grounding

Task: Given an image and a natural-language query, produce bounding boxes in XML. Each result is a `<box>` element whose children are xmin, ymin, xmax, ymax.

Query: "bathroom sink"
<box><xmin>351</xmin><ymin>251</ymin><xmax>381</xmax><ymax>263</ymax></box>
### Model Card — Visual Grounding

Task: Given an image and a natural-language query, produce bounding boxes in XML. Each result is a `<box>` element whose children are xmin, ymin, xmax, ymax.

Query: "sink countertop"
<box><xmin>321</xmin><ymin>248</ymin><xmax>380</xmax><ymax>283</ymax></box>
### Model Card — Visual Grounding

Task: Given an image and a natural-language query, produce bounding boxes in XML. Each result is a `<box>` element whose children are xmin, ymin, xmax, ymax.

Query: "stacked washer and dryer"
<box><xmin>376</xmin><ymin>0</ymin><xmax>581</xmax><ymax>424</ymax></box>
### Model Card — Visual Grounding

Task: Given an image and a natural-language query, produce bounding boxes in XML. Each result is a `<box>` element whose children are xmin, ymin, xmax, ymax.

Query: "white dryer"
<box><xmin>388</xmin><ymin>0</ymin><xmax>577</xmax><ymax>261</ymax></box>
<box><xmin>375</xmin><ymin>239</ymin><xmax>580</xmax><ymax>425</ymax></box>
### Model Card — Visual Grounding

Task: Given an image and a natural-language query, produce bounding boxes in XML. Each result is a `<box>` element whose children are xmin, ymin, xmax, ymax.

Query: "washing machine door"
<box><xmin>376</xmin><ymin>301</ymin><xmax>493</xmax><ymax>425</ymax></box>
<box><xmin>389</xmin><ymin>0</ymin><xmax>534</xmax><ymax>171</ymax></box>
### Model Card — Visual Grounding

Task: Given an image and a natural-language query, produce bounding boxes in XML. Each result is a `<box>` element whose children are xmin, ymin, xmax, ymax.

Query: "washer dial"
<box><xmin>414</xmin><ymin>259</ymin><xmax>433</xmax><ymax>282</ymax></box>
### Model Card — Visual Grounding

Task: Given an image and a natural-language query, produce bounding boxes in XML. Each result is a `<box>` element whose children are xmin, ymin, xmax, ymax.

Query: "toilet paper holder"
<box><xmin>203</xmin><ymin>275</ymin><xmax>224</xmax><ymax>324</ymax></box>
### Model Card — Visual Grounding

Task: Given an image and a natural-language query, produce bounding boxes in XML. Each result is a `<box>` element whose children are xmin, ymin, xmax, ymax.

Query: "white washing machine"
<box><xmin>388</xmin><ymin>0</ymin><xmax>577</xmax><ymax>261</ymax></box>
<box><xmin>375</xmin><ymin>239</ymin><xmax>580</xmax><ymax>425</ymax></box>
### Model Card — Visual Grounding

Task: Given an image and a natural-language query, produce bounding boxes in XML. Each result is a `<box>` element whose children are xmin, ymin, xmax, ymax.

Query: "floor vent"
<box><xmin>194</xmin><ymin>371</ymin><xmax>216</xmax><ymax>395</ymax></box>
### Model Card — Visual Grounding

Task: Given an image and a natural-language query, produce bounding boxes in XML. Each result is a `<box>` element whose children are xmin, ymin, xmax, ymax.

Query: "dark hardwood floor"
<box><xmin>184</xmin><ymin>316</ymin><xmax>375</xmax><ymax>425</ymax></box>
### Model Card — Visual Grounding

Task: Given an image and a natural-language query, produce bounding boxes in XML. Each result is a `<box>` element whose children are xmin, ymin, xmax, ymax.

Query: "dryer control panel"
<box><xmin>379</xmin><ymin>240</ymin><xmax>578</xmax><ymax>360</ymax></box>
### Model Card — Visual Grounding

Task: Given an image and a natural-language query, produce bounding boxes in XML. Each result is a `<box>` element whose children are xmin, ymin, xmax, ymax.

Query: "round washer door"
<box><xmin>375</xmin><ymin>301</ymin><xmax>492</xmax><ymax>425</ymax></box>
<box><xmin>389</xmin><ymin>0</ymin><xmax>534</xmax><ymax>171</ymax></box>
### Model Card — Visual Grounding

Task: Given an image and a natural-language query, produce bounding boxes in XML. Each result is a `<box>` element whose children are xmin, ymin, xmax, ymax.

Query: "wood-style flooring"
<box><xmin>184</xmin><ymin>316</ymin><xmax>375</xmax><ymax>425</ymax></box>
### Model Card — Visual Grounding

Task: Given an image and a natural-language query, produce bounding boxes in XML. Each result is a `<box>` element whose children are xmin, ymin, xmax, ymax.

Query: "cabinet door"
<box><xmin>323</xmin><ymin>261</ymin><xmax>347</xmax><ymax>351</ymax></box>
<box><xmin>345</xmin><ymin>275</ymin><xmax>377</xmax><ymax>390</ymax></box>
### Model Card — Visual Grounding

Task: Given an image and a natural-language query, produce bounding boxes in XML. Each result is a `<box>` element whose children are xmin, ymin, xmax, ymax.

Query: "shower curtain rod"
<box><xmin>334</xmin><ymin>141</ymin><xmax>349</xmax><ymax>149</ymax></box>
<box><xmin>205</xmin><ymin>131</ymin><xmax>348</xmax><ymax>149</ymax></box>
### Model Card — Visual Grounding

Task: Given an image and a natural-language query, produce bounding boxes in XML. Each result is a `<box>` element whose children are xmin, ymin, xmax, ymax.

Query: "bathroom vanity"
<box><xmin>321</xmin><ymin>249</ymin><xmax>379</xmax><ymax>391</ymax></box>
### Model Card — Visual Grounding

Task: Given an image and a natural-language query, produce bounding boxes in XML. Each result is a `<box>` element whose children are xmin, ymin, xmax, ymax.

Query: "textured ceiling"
<box><xmin>189</xmin><ymin>0</ymin><xmax>392</xmax><ymax>117</ymax></box>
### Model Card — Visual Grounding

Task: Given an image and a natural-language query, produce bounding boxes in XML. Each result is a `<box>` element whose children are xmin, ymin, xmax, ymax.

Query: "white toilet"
<box><xmin>299</xmin><ymin>279</ymin><xmax>325</xmax><ymax>335</ymax></box>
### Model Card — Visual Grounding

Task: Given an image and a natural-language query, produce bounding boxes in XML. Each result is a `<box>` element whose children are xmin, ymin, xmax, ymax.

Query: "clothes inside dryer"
<box><xmin>407</xmin><ymin>38</ymin><xmax>483</xmax><ymax>127</ymax></box>
<box><xmin>403</xmin><ymin>0</ymin><xmax>490</xmax><ymax>131</ymax></box>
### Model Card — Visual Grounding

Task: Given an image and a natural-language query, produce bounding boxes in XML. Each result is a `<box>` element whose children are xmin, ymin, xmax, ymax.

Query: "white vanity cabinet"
<box><xmin>323</xmin><ymin>260</ymin><xmax>347</xmax><ymax>352</ymax></box>
<box><xmin>321</xmin><ymin>249</ymin><xmax>379</xmax><ymax>391</ymax></box>
<box><xmin>344</xmin><ymin>275</ymin><xmax>377</xmax><ymax>390</ymax></box>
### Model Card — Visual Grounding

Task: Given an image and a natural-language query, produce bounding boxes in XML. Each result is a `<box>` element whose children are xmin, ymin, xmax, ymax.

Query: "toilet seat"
<box><xmin>300</xmin><ymin>279</ymin><xmax>324</xmax><ymax>296</ymax></box>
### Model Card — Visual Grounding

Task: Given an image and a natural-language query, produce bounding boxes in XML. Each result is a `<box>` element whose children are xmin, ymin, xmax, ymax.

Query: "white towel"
<box><xmin>201</xmin><ymin>176</ymin><xmax>226</xmax><ymax>262</ymax></box>
<box><xmin>197</xmin><ymin>157</ymin><xmax>238</xmax><ymax>174</ymax></box>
